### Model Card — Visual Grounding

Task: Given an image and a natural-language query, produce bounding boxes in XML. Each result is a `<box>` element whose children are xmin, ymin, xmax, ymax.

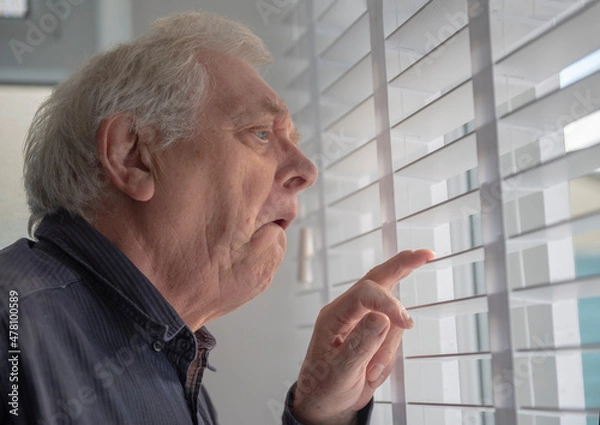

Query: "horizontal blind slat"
<box><xmin>407</xmin><ymin>402</ymin><xmax>495</xmax><ymax>411</ymax></box>
<box><xmin>319</xmin><ymin>12</ymin><xmax>370</xmax><ymax>63</ymax></box>
<box><xmin>295</xmin><ymin>287</ymin><xmax>323</xmax><ymax>297</ymax></box>
<box><xmin>511</xmin><ymin>274</ymin><xmax>600</xmax><ymax>305</ymax></box>
<box><xmin>327</xmin><ymin>179</ymin><xmax>379</xmax><ymax>208</ymax></box>
<box><xmin>493</xmin><ymin>0</ymin><xmax>600</xmax><ymax>72</ymax></box>
<box><xmin>386</xmin><ymin>0</ymin><xmax>468</xmax><ymax>53</ymax></box>
<box><xmin>419</xmin><ymin>246</ymin><xmax>485</xmax><ymax>270</ymax></box>
<box><xmin>395</xmin><ymin>132</ymin><xmax>477</xmax><ymax>181</ymax></box>
<box><xmin>397</xmin><ymin>189</ymin><xmax>480</xmax><ymax>227</ymax></box>
<box><xmin>389</xmin><ymin>25</ymin><xmax>470</xmax><ymax>93</ymax></box>
<box><xmin>500</xmin><ymin>68</ymin><xmax>600</xmax><ymax>127</ymax></box>
<box><xmin>329</xmin><ymin>225</ymin><xmax>382</xmax><ymax>250</ymax></box>
<box><xmin>317</xmin><ymin>0</ymin><xmax>366</xmax><ymax>31</ymax></box>
<box><xmin>405</xmin><ymin>351</ymin><xmax>492</xmax><ymax>361</ymax></box>
<box><xmin>516</xmin><ymin>344</ymin><xmax>600</xmax><ymax>355</ymax></box>
<box><xmin>325</xmin><ymin>137</ymin><xmax>377</xmax><ymax>170</ymax></box>
<box><xmin>321</xmin><ymin>52</ymin><xmax>372</xmax><ymax>96</ymax></box>
<box><xmin>508</xmin><ymin>210</ymin><xmax>600</xmax><ymax>244</ymax></box>
<box><xmin>324</xmin><ymin>95</ymin><xmax>374</xmax><ymax>132</ymax></box>
<box><xmin>391</xmin><ymin>79</ymin><xmax>474</xmax><ymax>142</ymax></box>
<box><xmin>407</xmin><ymin>294</ymin><xmax>487</xmax><ymax>318</ymax></box>
<box><xmin>312</xmin><ymin>0</ymin><xmax>337</xmax><ymax>21</ymax></box>
<box><xmin>518</xmin><ymin>406</ymin><xmax>600</xmax><ymax>415</ymax></box>
<box><xmin>320</xmin><ymin>92</ymin><xmax>374</xmax><ymax>129</ymax></box>
<box><xmin>295</xmin><ymin>323</ymin><xmax>315</xmax><ymax>330</ymax></box>
<box><xmin>502</xmin><ymin>141</ymin><xmax>600</xmax><ymax>188</ymax></box>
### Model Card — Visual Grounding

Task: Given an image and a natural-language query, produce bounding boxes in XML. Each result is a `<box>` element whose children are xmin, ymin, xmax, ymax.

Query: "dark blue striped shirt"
<box><xmin>0</xmin><ymin>212</ymin><xmax>312</xmax><ymax>424</ymax></box>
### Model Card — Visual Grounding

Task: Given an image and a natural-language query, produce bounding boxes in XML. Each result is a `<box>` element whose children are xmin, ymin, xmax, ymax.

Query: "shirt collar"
<box><xmin>34</xmin><ymin>211</ymin><xmax>190</xmax><ymax>341</ymax></box>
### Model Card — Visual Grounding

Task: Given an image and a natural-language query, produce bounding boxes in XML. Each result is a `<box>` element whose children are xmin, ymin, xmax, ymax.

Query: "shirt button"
<box><xmin>152</xmin><ymin>340</ymin><xmax>165</xmax><ymax>352</ymax></box>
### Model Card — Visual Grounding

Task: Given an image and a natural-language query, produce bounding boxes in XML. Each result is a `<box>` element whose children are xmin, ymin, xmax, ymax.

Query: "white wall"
<box><xmin>96</xmin><ymin>0</ymin><xmax>133</xmax><ymax>51</ymax></box>
<box><xmin>0</xmin><ymin>85</ymin><xmax>52</xmax><ymax>248</ymax></box>
<box><xmin>203</xmin><ymin>256</ymin><xmax>303</xmax><ymax>425</ymax></box>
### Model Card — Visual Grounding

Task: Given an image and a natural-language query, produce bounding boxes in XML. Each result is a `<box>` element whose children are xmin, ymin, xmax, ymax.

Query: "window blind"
<box><xmin>278</xmin><ymin>0</ymin><xmax>600</xmax><ymax>424</ymax></box>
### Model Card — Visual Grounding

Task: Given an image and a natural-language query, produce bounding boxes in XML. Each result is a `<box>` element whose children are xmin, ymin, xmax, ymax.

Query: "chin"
<box><xmin>235</xmin><ymin>238</ymin><xmax>285</xmax><ymax>304</ymax></box>
<box><xmin>251</xmin><ymin>260</ymin><xmax>282</xmax><ymax>298</ymax></box>
<box><xmin>258</xmin><ymin>268</ymin><xmax>279</xmax><ymax>292</ymax></box>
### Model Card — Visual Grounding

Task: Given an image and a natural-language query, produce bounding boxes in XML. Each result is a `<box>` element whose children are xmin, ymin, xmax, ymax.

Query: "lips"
<box><xmin>261</xmin><ymin>208</ymin><xmax>297</xmax><ymax>232</ymax></box>
<box><xmin>272</xmin><ymin>218</ymin><xmax>290</xmax><ymax>230</ymax></box>
<box><xmin>255</xmin><ymin>200</ymin><xmax>298</xmax><ymax>233</ymax></box>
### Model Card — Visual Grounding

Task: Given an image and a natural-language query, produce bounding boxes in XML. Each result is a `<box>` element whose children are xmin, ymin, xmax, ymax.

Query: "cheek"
<box><xmin>205</xmin><ymin>167</ymin><xmax>258</xmax><ymax>243</ymax></box>
<box><xmin>242</xmin><ymin>163</ymin><xmax>277</xmax><ymax>198</ymax></box>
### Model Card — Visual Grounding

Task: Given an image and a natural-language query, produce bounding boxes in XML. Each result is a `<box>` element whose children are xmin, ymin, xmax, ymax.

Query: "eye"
<box><xmin>254</xmin><ymin>130</ymin><xmax>270</xmax><ymax>142</ymax></box>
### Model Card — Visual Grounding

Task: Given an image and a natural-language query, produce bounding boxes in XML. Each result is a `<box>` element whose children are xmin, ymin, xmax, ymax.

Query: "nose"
<box><xmin>279</xmin><ymin>142</ymin><xmax>318</xmax><ymax>193</ymax></box>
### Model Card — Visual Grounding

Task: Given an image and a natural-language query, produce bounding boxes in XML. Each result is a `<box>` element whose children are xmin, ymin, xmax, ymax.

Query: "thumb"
<box><xmin>336</xmin><ymin>312</ymin><xmax>390</xmax><ymax>372</ymax></box>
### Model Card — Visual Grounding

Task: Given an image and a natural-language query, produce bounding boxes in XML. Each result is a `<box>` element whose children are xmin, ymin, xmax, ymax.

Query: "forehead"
<box><xmin>208</xmin><ymin>55</ymin><xmax>290</xmax><ymax>121</ymax></box>
<box><xmin>231</xmin><ymin>96</ymin><xmax>289</xmax><ymax>125</ymax></box>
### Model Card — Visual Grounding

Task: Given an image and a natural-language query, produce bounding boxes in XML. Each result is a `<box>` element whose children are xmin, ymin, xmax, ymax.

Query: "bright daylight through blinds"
<box><xmin>279</xmin><ymin>0</ymin><xmax>600</xmax><ymax>424</ymax></box>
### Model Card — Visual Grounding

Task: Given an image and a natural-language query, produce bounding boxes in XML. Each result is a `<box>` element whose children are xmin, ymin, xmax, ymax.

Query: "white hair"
<box><xmin>23</xmin><ymin>11</ymin><xmax>272</xmax><ymax>232</ymax></box>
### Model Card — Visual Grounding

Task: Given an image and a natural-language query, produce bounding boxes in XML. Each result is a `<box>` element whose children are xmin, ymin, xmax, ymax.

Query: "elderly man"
<box><xmin>0</xmin><ymin>11</ymin><xmax>433</xmax><ymax>425</ymax></box>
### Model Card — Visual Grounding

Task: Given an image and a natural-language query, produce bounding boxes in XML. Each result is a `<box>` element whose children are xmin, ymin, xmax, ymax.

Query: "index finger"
<box><xmin>318</xmin><ymin>279</ymin><xmax>410</xmax><ymax>334</ymax></box>
<box><xmin>362</xmin><ymin>249</ymin><xmax>435</xmax><ymax>291</ymax></box>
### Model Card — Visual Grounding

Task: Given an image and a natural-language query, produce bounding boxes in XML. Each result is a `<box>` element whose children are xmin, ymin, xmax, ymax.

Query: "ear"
<box><xmin>97</xmin><ymin>114</ymin><xmax>155</xmax><ymax>202</ymax></box>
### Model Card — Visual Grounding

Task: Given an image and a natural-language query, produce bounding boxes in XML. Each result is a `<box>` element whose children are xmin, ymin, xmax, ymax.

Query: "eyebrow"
<box><xmin>232</xmin><ymin>96</ymin><xmax>288</xmax><ymax>124</ymax></box>
<box><xmin>259</xmin><ymin>96</ymin><xmax>287</xmax><ymax>116</ymax></box>
<box><xmin>290</xmin><ymin>127</ymin><xmax>301</xmax><ymax>146</ymax></box>
<box><xmin>232</xmin><ymin>96</ymin><xmax>301</xmax><ymax>145</ymax></box>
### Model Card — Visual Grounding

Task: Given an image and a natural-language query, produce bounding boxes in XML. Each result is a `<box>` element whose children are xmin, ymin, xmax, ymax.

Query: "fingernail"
<box><xmin>367</xmin><ymin>363</ymin><xmax>385</xmax><ymax>383</ymax></box>
<box><xmin>402</xmin><ymin>309</ymin><xmax>414</xmax><ymax>328</ymax></box>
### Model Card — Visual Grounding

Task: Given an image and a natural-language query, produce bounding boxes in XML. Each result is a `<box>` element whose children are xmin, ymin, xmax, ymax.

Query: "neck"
<box><xmin>90</xmin><ymin>206</ymin><xmax>224</xmax><ymax>331</ymax></box>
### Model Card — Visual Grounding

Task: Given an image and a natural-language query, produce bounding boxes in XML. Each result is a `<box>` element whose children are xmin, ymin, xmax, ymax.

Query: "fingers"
<box><xmin>309</xmin><ymin>249</ymin><xmax>433</xmax><ymax>360</ymax></box>
<box><xmin>366</xmin><ymin>325</ymin><xmax>404</xmax><ymax>387</ymax></box>
<box><xmin>291</xmin><ymin>249</ymin><xmax>435</xmax><ymax>424</ymax></box>
<box><xmin>336</xmin><ymin>312</ymin><xmax>390</xmax><ymax>373</ymax></box>
<box><xmin>363</xmin><ymin>249</ymin><xmax>435</xmax><ymax>291</ymax></box>
<box><xmin>322</xmin><ymin>280</ymin><xmax>412</xmax><ymax>331</ymax></box>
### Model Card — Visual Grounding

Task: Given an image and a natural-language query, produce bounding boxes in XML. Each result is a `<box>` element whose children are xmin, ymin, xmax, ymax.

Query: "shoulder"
<box><xmin>0</xmin><ymin>238</ymin><xmax>81</xmax><ymax>302</ymax></box>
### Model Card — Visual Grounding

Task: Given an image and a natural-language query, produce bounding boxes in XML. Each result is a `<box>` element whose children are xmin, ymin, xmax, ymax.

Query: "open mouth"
<box><xmin>273</xmin><ymin>219</ymin><xmax>290</xmax><ymax>230</ymax></box>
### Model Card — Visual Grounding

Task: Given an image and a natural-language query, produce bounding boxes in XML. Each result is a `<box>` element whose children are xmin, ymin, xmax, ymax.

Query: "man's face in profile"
<box><xmin>145</xmin><ymin>53</ymin><xmax>317</xmax><ymax>318</ymax></box>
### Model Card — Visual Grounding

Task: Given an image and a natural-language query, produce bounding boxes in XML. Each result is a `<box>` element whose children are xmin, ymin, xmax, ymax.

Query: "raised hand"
<box><xmin>292</xmin><ymin>249</ymin><xmax>436</xmax><ymax>425</ymax></box>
